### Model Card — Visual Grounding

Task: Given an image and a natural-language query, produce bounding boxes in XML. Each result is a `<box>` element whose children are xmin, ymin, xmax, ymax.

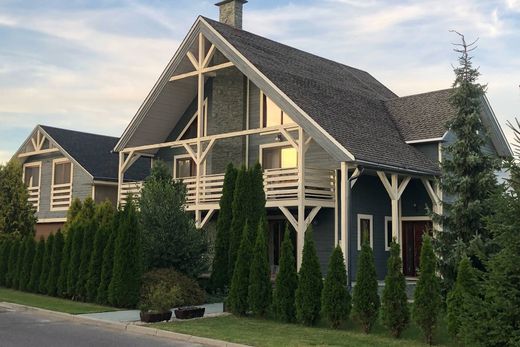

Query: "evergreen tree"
<box><xmin>67</xmin><ymin>221</ymin><xmax>84</xmax><ymax>297</ymax></box>
<box><xmin>0</xmin><ymin>160</ymin><xmax>37</xmax><ymax>237</ymax></box>
<box><xmin>6</xmin><ymin>238</ymin><xmax>20</xmax><ymax>288</ymax></box>
<box><xmin>108</xmin><ymin>200</ymin><xmax>142</xmax><ymax>308</ymax></box>
<box><xmin>352</xmin><ymin>242</ymin><xmax>380</xmax><ymax>333</ymax></box>
<box><xmin>0</xmin><ymin>239</ymin><xmax>11</xmax><ymax>286</ymax></box>
<box><xmin>272</xmin><ymin>225</ymin><xmax>298</xmax><ymax>323</ymax></box>
<box><xmin>19</xmin><ymin>237</ymin><xmax>36</xmax><ymax>291</ymax></box>
<box><xmin>76</xmin><ymin>198</ymin><xmax>97</xmax><ymax>299</ymax></box>
<box><xmin>413</xmin><ymin>235</ymin><xmax>441</xmax><ymax>345</ymax></box>
<box><xmin>46</xmin><ymin>230</ymin><xmax>65</xmax><ymax>296</ymax></box>
<box><xmin>228</xmin><ymin>222</ymin><xmax>253</xmax><ymax>315</ymax></box>
<box><xmin>66</xmin><ymin>198</ymin><xmax>83</xmax><ymax>224</ymax></box>
<box><xmin>210</xmin><ymin>163</ymin><xmax>237</xmax><ymax>292</ymax></box>
<box><xmin>57</xmin><ymin>226</ymin><xmax>75</xmax><ymax>297</ymax></box>
<box><xmin>228</xmin><ymin>166</ymin><xmax>252</xmax><ymax>280</ymax></box>
<box><xmin>321</xmin><ymin>245</ymin><xmax>351</xmax><ymax>329</ymax></box>
<box><xmin>13</xmin><ymin>236</ymin><xmax>27</xmax><ymax>289</ymax></box>
<box><xmin>446</xmin><ymin>257</ymin><xmax>476</xmax><ymax>339</ymax></box>
<box><xmin>97</xmin><ymin>211</ymin><xmax>119</xmax><ymax>304</ymax></box>
<box><xmin>86</xmin><ymin>201</ymin><xmax>114</xmax><ymax>302</ymax></box>
<box><xmin>381</xmin><ymin>241</ymin><xmax>409</xmax><ymax>338</ymax></box>
<box><xmin>434</xmin><ymin>32</ymin><xmax>499</xmax><ymax>292</ymax></box>
<box><xmin>295</xmin><ymin>226</ymin><xmax>323</xmax><ymax>326</ymax></box>
<box><xmin>28</xmin><ymin>237</ymin><xmax>45</xmax><ymax>292</ymax></box>
<box><xmin>248</xmin><ymin>217</ymin><xmax>271</xmax><ymax>317</ymax></box>
<box><xmin>39</xmin><ymin>233</ymin><xmax>54</xmax><ymax>293</ymax></box>
<box><xmin>248</xmin><ymin>162</ymin><xmax>266</xmax><ymax>240</ymax></box>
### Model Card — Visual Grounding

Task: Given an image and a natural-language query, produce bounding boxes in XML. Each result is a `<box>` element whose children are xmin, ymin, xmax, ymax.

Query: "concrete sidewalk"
<box><xmin>78</xmin><ymin>303</ymin><xmax>224</xmax><ymax>323</ymax></box>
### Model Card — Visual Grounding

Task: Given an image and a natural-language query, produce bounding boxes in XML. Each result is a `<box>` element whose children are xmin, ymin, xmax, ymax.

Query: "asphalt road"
<box><xmin>0</xmin><ymin>307</ymin><xmax>201</xmax><ymax>347</ymax></box>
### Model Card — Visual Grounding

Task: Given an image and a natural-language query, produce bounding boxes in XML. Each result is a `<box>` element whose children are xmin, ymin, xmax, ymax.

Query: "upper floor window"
<box><xmin>262</xmin><ymin>145</ymin><xmax>297</xmax><ymax>170</ymax></box>
<box><xmin>175</xmin><ymin>155</ymin><xmax>196</xmax><ymax>178</ymax></box>
<box><xmin>24</xmin><ymin>163</ymin><xmax>40</xmax><ymax>188</ymax></box>
<box><xmin>53</xmin><ymin>160</ymin><xmax>72</xmax><ymax>185</ymax></box>
<box><xmin>261</xmin><ymin>93</ymin><xmax>294</xmax><ymax>128</ymax></box>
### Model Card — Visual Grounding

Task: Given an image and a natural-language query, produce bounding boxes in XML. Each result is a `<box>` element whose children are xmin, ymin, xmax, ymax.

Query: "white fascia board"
<box><xmin>405</xmin><ymin>137</ymin><xmax>444</xmax><ymax>144</ymax></box>
<box><xmin>481</xmin><ymin>95</ymin><xmax>514</xmax><ymax>157</ymax></box>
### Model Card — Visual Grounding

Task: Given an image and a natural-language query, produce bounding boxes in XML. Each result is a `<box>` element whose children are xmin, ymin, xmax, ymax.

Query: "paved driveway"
<box><xmin>0</xmin><ymin>306</ymin><xmax>201</xmax><ymax>347</ymax></box>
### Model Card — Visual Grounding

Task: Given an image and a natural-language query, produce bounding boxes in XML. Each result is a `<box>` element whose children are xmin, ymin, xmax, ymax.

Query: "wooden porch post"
<box><xmin>195</xmin><ymin>33</ymin><xmax>205</xmax><ymax>228</ymax></box>
<box><xmin>296</xmin><ymin>127</ymin><xmax>305</xmax><ymax>270</ymax></box>
<box><xmin>340</xmin><ymin>162</ymin><xmax>349</xmax><ymax>268</ymax></box>
<box><xmin>377</xmin><ymin>172</ymin><xmax>411</xmax><ymax>245</ymax></box>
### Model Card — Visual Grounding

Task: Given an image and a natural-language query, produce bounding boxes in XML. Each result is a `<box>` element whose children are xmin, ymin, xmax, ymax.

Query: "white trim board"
<box><xmin>357</xmin><ymin>214</ymin><xmax>373</xmax><ymax>250</ymax></box>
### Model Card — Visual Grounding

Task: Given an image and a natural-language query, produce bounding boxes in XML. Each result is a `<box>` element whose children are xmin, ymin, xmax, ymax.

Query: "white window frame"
<box><xmin>173</xmin><ymin>154</ymin><xmax>195</xmax><ymax>179</ymax></box>
<box><xmin>259</xmin><ymin>142</ymin><xmax>297</xmax><ymax>169</ymax></box>
<box><xmin>50</xmin><ymin>158</ymin><xmax>73</xmax><ymax>211</ymax></box>
<box><xmin>384</xmin><ymin>216</ymin><xmax>392</xmax><ymax>251</ymax></box>
<box><xmin>357</xmin><ymin>214</ymin><xmax>373</xmax><ymax>250</ymax></box>
<box><xmin>22</xmin><ymin>161</ymin><xmax>42</xmax><ymax>212</ymax></box>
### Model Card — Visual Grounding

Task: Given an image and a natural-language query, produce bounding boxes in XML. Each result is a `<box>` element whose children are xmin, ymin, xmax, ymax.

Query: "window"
<box><xmin>174</xmin><ymin>156</ymin><xmax>196</xmax><ymax>178</ymax></box>
<box><xmin>24</xmin><ymin>164</ymin><xmax>40</xmax><ymax>187</ymax></box>
<box><xmin>261</xmin><ymin>93</ymin><xmax>294</xmax><ymax>128</ymax></box>
<box><xmin>262</xmin><ymin>145</ymin><xmax>297</xmax><ymax>170</ymax></box>
<box><xmin>357</xmin><ymin>214</ymin><xmax>373</xmax><ymax>250</ymax></box>
<box><xmin>53</xmin><ymin>161</ymin><xmax>72</xmax><ymax>185</ymax></box>
<box><xmin>385</xmin><ymin>216</ymin><xmax>392</xmax><ymax>251</ymax></box>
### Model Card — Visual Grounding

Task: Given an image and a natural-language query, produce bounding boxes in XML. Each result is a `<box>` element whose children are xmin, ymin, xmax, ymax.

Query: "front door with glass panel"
<box><xmin>402</xmin><ymin>220</ymin><xmax>432</xmax><ymax>277</ymax></box>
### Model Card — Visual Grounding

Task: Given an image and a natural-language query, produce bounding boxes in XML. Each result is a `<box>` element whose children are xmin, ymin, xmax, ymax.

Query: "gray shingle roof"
<box><xmin>40</xmin><ymin>125</ymin><xmax>150</xmax><ymax>181</ymax></box>
<box><xmin>385</xmin><ymin>89</ymin><xmax>454</xmax><ymax>142</ymax></box>
<box><xmin>204</xmin><ymin>17</ymin><xmax>440</xmax><ymax>174</ymax></box>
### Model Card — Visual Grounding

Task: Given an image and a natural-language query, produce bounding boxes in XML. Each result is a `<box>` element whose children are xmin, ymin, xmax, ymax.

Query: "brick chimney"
<box><xmin>215</xmin><ymin>0</ymin><xmax>247</xmax><ymax>29</ymax></box>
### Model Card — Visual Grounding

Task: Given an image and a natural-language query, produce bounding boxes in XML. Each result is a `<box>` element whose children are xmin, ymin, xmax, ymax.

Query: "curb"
<box><xmin>0</xmin><ymin>302</ymin><xmax>250</xmax><ymax>347</ymax></box>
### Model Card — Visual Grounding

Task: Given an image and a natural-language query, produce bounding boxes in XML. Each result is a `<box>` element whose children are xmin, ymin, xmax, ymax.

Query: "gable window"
<box><xmin>23</xmin><ymin>162</ymin><xmax>41</xmax><ymax>211</ymax></box>
<box><xmin>385</xmin><ymin>216</ymin><xmax>392</xmax><ymax>251</ymax></box>
<box><xmin>261</xmin><ymin>145</ymin><xmax>297</xmax><ymax>170</ymax></box>
<box><xmin>53</xmin><ymin>161</ymin><xmax>72</xmax><ymax>185</ymax></box>
<box><xmin>174</xmin><ymin>155</ymin><xmax>196</xmax><ymax>179</ymax></box>
<box><xmin>51</xmin><ymin>159</ymin><xmax>73</xmax><ymax>211</ymax></box>
<box><xmin>357</xmin><ymin>214</ymin><xmax>373</xmax><ymax>250</ymax></box>
<box><xmin>261</xmin><ymin>93</ymin><xmax>294</xmax><ymax>128</ymax></box>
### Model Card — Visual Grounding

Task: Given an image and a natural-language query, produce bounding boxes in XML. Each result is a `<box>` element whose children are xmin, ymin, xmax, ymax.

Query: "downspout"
<box><xmin>346</xmin><ymin>165</ymin><xmax>364</xmax><ymax>287</ymax></box>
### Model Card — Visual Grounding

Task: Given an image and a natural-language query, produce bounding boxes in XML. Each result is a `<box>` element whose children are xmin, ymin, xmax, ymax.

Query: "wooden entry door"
<box><xmin>402</xmin><ymin>220</ymin><xmax>432</xmax><ymax>277</ymax></box>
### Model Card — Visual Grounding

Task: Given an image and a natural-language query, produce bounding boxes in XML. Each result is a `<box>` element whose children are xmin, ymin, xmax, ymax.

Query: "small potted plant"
<box><xmin>139</xmin><ymin>283</ymin><xmax>181</xmax><ymax>323</ymax></box>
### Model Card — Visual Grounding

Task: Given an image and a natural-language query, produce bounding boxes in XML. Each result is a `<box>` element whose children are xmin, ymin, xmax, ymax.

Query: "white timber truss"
<box><xmin>420</xmin><ymin>177</ymin><xmax>443</xmax><ymax>231</ymax></box>
<box><xmin>18</xmin><ymin>129</ymin><xmax>59</xmax><ymax>158</ymax></box>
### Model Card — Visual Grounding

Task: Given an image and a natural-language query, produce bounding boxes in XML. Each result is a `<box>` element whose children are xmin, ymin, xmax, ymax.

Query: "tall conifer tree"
<box><xmin>13</xmin><ymin>236</ymin><xmax>27</xmax><ymax>289</ymax></box>
<box><xmin>0</xmin><ymin>239</ymin><xmax>11</xmax><ymax>285</ymax></box>
<box><xmin>28</xmin><ymin>237</ymin><xmax>45</xmax><ymax>292</ymax></box>
<box><xmin>321</xmin><ymin>246</ymin><xmax>351</xmax><ymax>329</ymax></box>
<box><xmin>6</xmin><ymin>238</ymin><xmax>20</xmax><ymax>288</ymax></box>
<box><xmin>248</xmin><ymin>217</ymin><xmax>271</xmax><ymax>317</ymax></box>
<box><xmin>67</xmin><ymin>222</ymin><xmax>84</xmax><ymax>297</ymax></box>
<box><xmin>248</xmin><ymin>163</ymin><xmax>266</xmax><ymax>241</ymax></box>
<box><xmin>57</xmin><ymin>226</ymin><xmax>74</xmax><ymax>297</ymax></box>
<box><xmin>46</xmin><ymin>230</ymin><xmax>65</xmax><ymax>296</ymax></box>
<box><xmin>76</xmin><ymin>198</ymin><xmax>97</xmax><ymax>299</ymax></box>
<box><xmin>19</xmin><ymin>237</ymin><xmax>36</xmax><ymax>291</ymax></box>
<box><xmin>97</xmin><ymin>211</ymin><xmax>119</xmax><ymax>304</ymax></box>
<box><xmin>228</xmin><ymin>222</ymin><xmax>252</xmax><ymax>315</ymax></box>
<box><xmin>39</xmin><ymin>234</ymin><xmax>54</xmax><ymax>294</ymax></box>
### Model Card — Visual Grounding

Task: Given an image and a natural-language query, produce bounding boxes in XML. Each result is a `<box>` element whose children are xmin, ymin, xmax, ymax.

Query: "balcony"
<box><xmin>50</xmin><ymin>183</ymin><xmax>72</xmax><ymax>211</ymax></box>
<box><xmin>27</xmin><ymin>186</ymin><xmax>40</xmax><ymax>211</ymax></box>
<box><xmin>119</xmin><ymin>167</ymin><xmax>335</xmax><ymax>210</ymax></box>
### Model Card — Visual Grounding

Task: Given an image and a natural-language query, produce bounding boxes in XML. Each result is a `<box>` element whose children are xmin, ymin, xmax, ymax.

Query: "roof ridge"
<box><xmin>386</xmin><ymin>88</ymin><xmax>452</xmax><ymax>101</ymax></box>
<box><xmin>40</xmin><ymin>125</ymin><xmax>119</xmax><ymax>140</ymax></box>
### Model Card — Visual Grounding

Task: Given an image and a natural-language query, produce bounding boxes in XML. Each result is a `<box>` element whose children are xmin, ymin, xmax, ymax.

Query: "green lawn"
<box><xmin>0</xmin><ymin>287</ymin><xmax>118</xmax><ymax>314</ymax></box>
<box><xmin>155</xmin><ymin>315</ymin><xmax>454</xmax><ymax>347</ymax></box>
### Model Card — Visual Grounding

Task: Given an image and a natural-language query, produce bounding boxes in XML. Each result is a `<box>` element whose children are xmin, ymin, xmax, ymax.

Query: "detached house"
<box><xmin>114</xmin><ymin>1</ymin><xmax>512</xmax><ymax>280</ymax></box>
<box><xmin>15</xmin><ymin>125</ymin><xmax>149</xmax><ymax>238</ymax></box>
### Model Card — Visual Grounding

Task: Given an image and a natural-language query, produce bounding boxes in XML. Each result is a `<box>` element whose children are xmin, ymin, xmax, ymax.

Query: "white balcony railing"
<box><xmin>119</xmin><ymin>181</ymin><xmax>144</xmax><ymax>206</ymax></box>
<box><xmin>50</xmin><ymin>183</ymin><xmax>72</xmax><ymax>211</ymax></box>
<box><xmin>27</xmin><ymin>186</ymin><xmax>40</xmax><ymax>211</ymax></box>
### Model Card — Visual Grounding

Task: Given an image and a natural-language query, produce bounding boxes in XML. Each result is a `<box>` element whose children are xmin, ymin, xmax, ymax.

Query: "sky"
<box><xmin>0</xmin><ymin>0</ymin><xmax>519</xmax><ymax>163</ymax></box>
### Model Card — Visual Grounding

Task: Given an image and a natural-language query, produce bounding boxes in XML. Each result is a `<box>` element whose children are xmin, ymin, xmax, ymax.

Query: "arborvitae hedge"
<box><xmin>67</xmin><ymin>198</ymin><xmax>82</xmax><ymax>223</ymax></box>
<box><xmin>228</xmin><ymin>166</ymin><xmax>252</xmax><ymax>280</ymax></box>
<box><xmin>6</xmin><ymin>239</ymin><xmax>20</xmax><ymax>288</ymax></box>
<box><xmin>39</xmin><ymin>233</ymin><xmax>54</xmax><ymax>294</ymax></box>
<box><xmin>413</xmin><ymin>235</ymin><xmax>441</xmax><ymax>345</ymax></box>
<box><xmin>97</xmin><ymin>211</ymin><xmax>119</xmax><ymax>304</ymax></box>
<box><xmin>0</xmin><ymin>239</ymin><xmax>11</xmax><ymax>286</ymax></box>
<box><xmin>13</xmin><ymin>237</ymin><xmax>26</xmax><ymax>289</ymax></box>
<box><xmin>248</xmin><ymin>217</ymin><xmax>271</xmax><ymax>317</ymax></box>
<box><xmin>322</xmin><ymin>245</ymin><xmax>351</xmax><ymax>329</ymax></box>
<box><xmin>19</xmin><ymin>237</ymin><xmax>35</xmax><ymax>291</ymax></box>
<box><xmin>381</xmin><ymin>242</ymin><xmax>409</xmax><ymax>338</ymax></box>
<box><xmin>108</xmin><ymin>200</ymin><xmax>142</xmax><ymax>308</ymax></box>
<box><xmin>57</xmin><ymin>226</ymin><xmax>74</xmax><ymax>297</ymax></box>
<box><xmin>272</xmin><ymin>225</ymin><xmax>298</xmax><ymax>323</ymax></box>
<box><xmin>228</xmin><ymin>222</ymin><xmax>253</xmax><ymax>315</ymax></box>
<box><xmin>248</xmin><ymin>162</ymin><xmax>266</xmax><ymax>240</ymax></box>
<box><xmin>210</xmin><ymin>163</ymin><xmax>237</xmax><ymax>292</ymax></box>
<box><xmin>352</xmin><ymin>242</ymin><xmax>380</xmax><ymax>333</ymax></box>
<box><xmin>295</xmin><ymin>226</ymin><xmax>323</xmax><ymax>326</ymax></box>
<box><xmin>67</xmin><ymin>222</ymin><xmax>84</xmax><ymax>297</ymax></box>
<box><xmin>447</xmin><ymin>257</ymin><xmax>477</xmax><ymax>340</ymax></box>
<box><xmin>46</xmin><ymin>230</ymin><xmax>65</xmax><ymax>296</ymax></box>
<box><xmin>76</xmin><ymin>198</ymin><xmax>96</xmax><ymax>299</ymax></box>
<box><xmin>28</xmin><ymin>237</ymin><xmax>45</xmax><ymax>292</ymax></box>
<box><xmin>86</xmin><ymin>201</ymin><xmax>114</xmax><ymax>302</ymax></box>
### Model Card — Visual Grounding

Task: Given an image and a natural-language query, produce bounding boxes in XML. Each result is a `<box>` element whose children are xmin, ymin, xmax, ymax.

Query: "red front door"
<box><xmin>402</xmin><ymin>221</ymin><xmax>432</xmax><ymax>277</ymax></box>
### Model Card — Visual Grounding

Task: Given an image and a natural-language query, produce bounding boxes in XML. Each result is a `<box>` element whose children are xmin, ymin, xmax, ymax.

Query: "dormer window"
<box><xmin>261</xmin><ymin>92</ymin><xmax>294</xmax><ymax>128</ymax></box>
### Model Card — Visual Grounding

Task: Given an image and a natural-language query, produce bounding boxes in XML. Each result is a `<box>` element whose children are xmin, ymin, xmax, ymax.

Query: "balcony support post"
<box><xmin>340</xmin><ymin>162</ymin><xmax>349</xmax><ymax>269</ymax></box>
<box><xmin>195</xmin><ymin>32</ymin><xmax>205</xmax><ymax>229</ymax></box>
<box><xmin>296</xmin><ymin>127</ymin><xmax>305</xmax><ymax>270</ymax></box>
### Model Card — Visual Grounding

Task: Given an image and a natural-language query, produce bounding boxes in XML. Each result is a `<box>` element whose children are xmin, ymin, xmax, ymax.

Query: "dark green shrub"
<box><xmin>46</xmin><ymin>230</ymin><xmax>65</xmax><ymax>296</ymax></box>
<box><xmin>141</xmin><ymin>268</ymin><xmax>206</xmax><ymax>307</ymax></box>
<box><xmin>67</xmin><ymin>222</ymin><xmax>84</xmax><ymax>297</ymax></box>
<box><xmin>295</xmin><ymin>226</ymin><xmax>323</xmax><ymax>326</ymax></box>
<box><xmin>108</xmin><ymin>200</ymin><xmax>142</xmax><ymax>308</ymax></box>
<box><xmin>322</xmin><ymin>245</ymin><xmax>351</xmax><ymax>329</ymax></box>
<box><xmin>39</xmin><ymin>233</ymin><xmax>54</xmax><ymax>294</ymax></box>
<box><xmin>352</xmin><ymin>242</ymin><xmax>380</xmax><ymax>333</ymax></box>
<box><xmin>57</xmin><ymin>226</ymin><xmax>74</xmax><ymax>297</ymax></box>
<box><xmin>139</xmin><ymin>283</ymin><xmax>182</xmax><ymax>313</ymax></box>
<box><xmin>272</xmin><ymin>225</ymin><xmax>298</xmax><ymax>323</ymax></box>
<box><xmin>413</xmin><ymin>235</ymin><xmax>441</xmax><ymax>345</ymax></box>
<box><xmin>28</xmin><ymin>237</ymin><xmax>44</xmax><ymax>292</ymax></box>
<box><xmin>97</xmin><ymin>212</ymin><xmax>119</xmax><ymax>304</ymax></box>
<box><xmin>19</xmin><ymin>237</ymin><xmax>36</xmax><ymax>291</ymax></box>
<box><xmin>76</xmin><ymin>198</ymin><xmax>97</xmax><ymax>299</ymax></box>
<box><xmin>6</xmin><ymin>238</ymin><xmax>20</xmax><ymax>288</ymax></box>
<box><xmin>381</xmin><ymin>242</ymin><xmax>409</xmax><ymax>338</ymax></box>
<box><xmin>210</xmin><ymin>163</ymin><xmax>237</xmax><ymax>292</ymax></box>
<box><xmin>248</xmin><ymin>162</ymin><xmax>266</xmax><ymax>239</ymax></box>
<box><xmin>228</xmin><ymin>222</ymin><xmax>252</xmax><ymax>315</ymax></box>
<box><xmin>13</xmin><ymin>236</ymin><xmax>27</xmax><ymax>289</ymax></box>
<box><xmin>0</xmin><ymin>239</ymin><xmax>11</xmax><ymax>286</ymax></box>
<box><xmin>447</xmin><ymin>257</ymin><xmax>476</xmax><ymax>339</ymax></box>
<box><xmin>248</xmin><ymin>217</ymin><xmax>271</xmax><ymax>317</ymax></box>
